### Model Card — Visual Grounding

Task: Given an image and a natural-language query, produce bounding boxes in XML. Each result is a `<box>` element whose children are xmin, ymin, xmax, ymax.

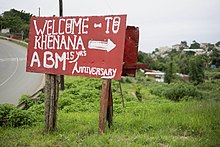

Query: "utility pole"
<box><xmin>59</xmin><ymin>0</ymin><xmax>63</xmax><ymax>16</ymax></box>
<box><xmin>38</xmin><ymin>7</ymin><xmax>40</xmax><ymax>17</ymax></box>
<box><xmin>59</xmin><ymin>0</ymin><xmax>65</xmax><ymax>90</ymax></box>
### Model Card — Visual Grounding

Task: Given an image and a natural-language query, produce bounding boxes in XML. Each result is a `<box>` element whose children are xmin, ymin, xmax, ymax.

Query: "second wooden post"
<box><xmin>98</xmin><ymin>79</ymin><xmax>113</xmax><ymax>134</ymax></box>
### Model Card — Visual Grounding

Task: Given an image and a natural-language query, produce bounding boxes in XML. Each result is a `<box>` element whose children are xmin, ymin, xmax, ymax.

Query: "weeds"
<box><xmin>0</xmin><ymin>76</ymin><xmax>220</xmax><ymax>146</ymax></box>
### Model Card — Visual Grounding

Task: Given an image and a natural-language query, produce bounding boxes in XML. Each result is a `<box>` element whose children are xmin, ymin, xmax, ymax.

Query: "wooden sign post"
<box><xmin>99</xmin><ymin>79</ymin><xmax>110</xmax><ymax>134</ymax></box>
<box><xmin>44</xmin><ymin>74</ymin><xmax>59</xmax><ymax>132</ymax></box>
<box><xmin>98</xmin><ymin>79</ymin><xmax>113</xmax><ymax>134</ymax></box>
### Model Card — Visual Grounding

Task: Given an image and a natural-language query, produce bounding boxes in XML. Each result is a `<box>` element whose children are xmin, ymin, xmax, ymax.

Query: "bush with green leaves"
<box><xmin>19</xmin><ymin>93</ymin><xmax>45</xmax><ymax>110</ymax></box>
<box><xmin>19</xmin><ymin>95</ymin><xmax>37</xmax><ymax>110</ymax></box>
<box><xmin>28</xmin><ymin>103</ymin><xmax>44</xmax><ymax>115</ymax></box>
<box><xmin>120</xmin><ymin>77</ymin><xmax>133</xmax><ymax>83</ymax></box>
<box><xmin>0</xmin><ymin>104</ymin><xmax>15</xmax><ymax>126</ymax></box>
<box><xmin>188</xmin><ymin>56</ymin><xmax>205</xmax><ymax>85</ymax></box>
<box><xmin>59</xmin><ymin>78</ymin><xmax>102</xmax><ymax>112</ymax></box>
<box><xmin>58</xmin><ymin>77</ymin><xmax>126</xmax><ymax>113</ymax></box>
<box><xmin>8</xmin><ymin>109</ymin><xmax>36</xmax><ymax>127</ymax></box>
<box><xmin>195</xmin><ymin>80</ymin><xmax>220</xmax><ymax>100</ymax></box>
<box><xmin>58</xmin><ymin>97</ymin><xmax>74</xmax><ymax>110</ymax></box>
<box><xmin>135</xmin><ymin>87</ymin><xmax>142</xmax><ymax>101</ymax></box>
<box><xmin>0</xmin><ymin>104</ymin><xmax>36</xmax><ymax>127</ymax></box>
<box><xmin>163</xmin><ymin>83</ymin><xmax>200</xmax><ymax>101</ymax></box>
<box><xmin>149</xmin><ymin>83</ymin><xmax>168</xmax><ymax>97</ymax></box>
<box><xmin>150</xmin><ymin>82</ymin><xmax>201</xmax><ymax>101</ymax></box>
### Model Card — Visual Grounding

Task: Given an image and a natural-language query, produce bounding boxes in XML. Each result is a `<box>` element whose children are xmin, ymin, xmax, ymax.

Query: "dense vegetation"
<box><xmin>0</xmin><ymin>72</ymin><xmax>220</xmax><ymax>146</ymax></box>
<box><xmin>138</xmin><ymin>41</ymin><xmax>220</xmax><ymax>85</ymax></box>
<box><xmin>0</xmin><ymin>9</ymin><xmax>32</xmax><ymax>39</ymax></box>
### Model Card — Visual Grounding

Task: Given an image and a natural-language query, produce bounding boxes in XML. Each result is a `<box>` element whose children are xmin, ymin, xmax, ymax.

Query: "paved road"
<box><xmin>0</xmin><ymin>39</ymin><xmax>44</xmax><ymax>104</ymax></box>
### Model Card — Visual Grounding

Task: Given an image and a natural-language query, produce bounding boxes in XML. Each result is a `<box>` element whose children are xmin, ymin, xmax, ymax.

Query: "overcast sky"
<box><xmin>1</xmin><ymin>0</ymin><xmax>220</xmax><ymax>52</ymax></box>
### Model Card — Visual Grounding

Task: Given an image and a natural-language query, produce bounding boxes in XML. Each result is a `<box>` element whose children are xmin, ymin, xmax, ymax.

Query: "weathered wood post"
<box><xmin>44</xmin><ymin>74</ymin><xmax>59</xmax><ymax>133</ymax></box>
<box><xmin>98</xmin><ymin>79</ymin><xmax>112</xmax><ymax>134</ymax></box>
<box><xmin>107</xmin><ymin>81</ymin><xmax>113</xmax><ymax>128</ymax></box>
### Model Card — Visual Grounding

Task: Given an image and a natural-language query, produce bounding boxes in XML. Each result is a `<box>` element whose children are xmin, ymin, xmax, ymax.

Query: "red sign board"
<box><xmin>26</xmin><ymin>15</ymin><xmax>127</xmax><ymax>80</ymax></box>
<box><xmin>123</xmin><ymin>26</ymin><xmax>139</xmax><ymax>76</ymax></box>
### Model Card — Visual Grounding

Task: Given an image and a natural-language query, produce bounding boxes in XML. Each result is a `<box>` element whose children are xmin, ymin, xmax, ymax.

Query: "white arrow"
<box><xmin>88</xmin><ymin>39</ymin><xmax>116</xmax><ymax>52</ymax></box>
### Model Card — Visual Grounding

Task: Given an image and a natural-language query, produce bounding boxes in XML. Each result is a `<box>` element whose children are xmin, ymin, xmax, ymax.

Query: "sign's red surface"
<box><xmin>26</xmin><ymin>15</ymin><xmax>127</xmax><ymax>80</ymax></box>
<box><xmin>123</xmin><ymin>26</ymin><xmax>139</xmax><ymax>76</ymax></box>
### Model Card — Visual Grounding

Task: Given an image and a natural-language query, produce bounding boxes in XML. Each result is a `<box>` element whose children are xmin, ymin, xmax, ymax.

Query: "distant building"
<box><xmin>158</xmin><ymin>46</ymin><xmax>171</xmax><ymax>54</ymax></box>
<box><xmin>152</xmin><ymin>46</ymin><xmax>171</xmax><ymax>58</ymax></box>
<box><xmin>175</xmin><ymin>73</ymin><xmax>189</xmax><ymax>81</ymax></box>
<box><xmin>182</xmin><ymin>48</ymin><xmax>205</xmax><ymax>55</ymax></box>
<box><xmin>216</xmin><ymin>46</ymin><xmax>220</xmax><ymax>51</ymax></box>
<box><xmin>172</xmin><ymin>44</ymin><xmax>182</xmax><ymax>50</ymax></box>
<box><xmin>145</xmin><ymin>70</ymin><xmax>165</xmax><ymax>82</ymax></box>
<box><xmin>172</xmin><ymin>41</ymin><xmax>188</xmax><ymax>50</ymax></box>
<box><xmin>200</xmin><ymin>43</ymin><xmax>209</xmax><ymax>50</ymax></box>
<box><xmin>180</xmin><ymin>41</ymin><xmax>188</xmax><ymax>48</ymax></box>
<box><xmin>145</xmin><ymin>70</ymin><xmax>190</xmax><ymax>83</ymax></box>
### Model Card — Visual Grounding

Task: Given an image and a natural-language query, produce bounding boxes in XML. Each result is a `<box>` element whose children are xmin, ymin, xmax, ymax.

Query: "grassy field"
<box><xmin>0</xmin><ymin>75</ymin><xmax>220</xmax><ymax>146</ymax></box>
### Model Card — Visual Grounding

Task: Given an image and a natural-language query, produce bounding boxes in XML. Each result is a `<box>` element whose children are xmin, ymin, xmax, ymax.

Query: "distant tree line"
<box><xmin>0</xmin><ymin>9</ymin><xmax>33</xmax><ymax>39</ymax></box>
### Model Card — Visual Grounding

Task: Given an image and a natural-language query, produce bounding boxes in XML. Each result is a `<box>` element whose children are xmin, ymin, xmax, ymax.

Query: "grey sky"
<box><xmin>1</xmin><ymin>0</ymin><xmax>220</xmax><ymax>52</ymax></box>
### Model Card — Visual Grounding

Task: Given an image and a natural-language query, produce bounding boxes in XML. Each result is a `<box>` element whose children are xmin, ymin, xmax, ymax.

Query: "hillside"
<box><xmin>0</xmin><ymin>72</ymin><xmax>220</xmax><ymax>146</ymax></box>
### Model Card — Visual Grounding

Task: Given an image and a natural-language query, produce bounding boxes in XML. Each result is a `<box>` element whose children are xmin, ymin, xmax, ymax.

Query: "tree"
<box><xmin>215</xmin><ymin>41</ymin><xmax>220</xmax><ymax>47</ymax></box>
<box><xmin>138</xmin><ymin>51</ymin><xmax>155</xmax><ymax>69</ymax></box>
<box><xmin>0</xmin><ymin>16</ymin><xmax>3</xmax><ymax>30</ymax></box>
<box><xmin>3</xmin><ymin>15</ymin><xmax>23</xmax><ymax>33</ymax></box>
<box><xmin>190</xmin><ymin>40</ymin><xmax>200</xmax><ymax>49</ymax></box>
<box><xmin>164</xmin><ymin>52</ymin><xmax>179</xmax><ymax>83</ymax></box>
<box><xmin>181</xmin><ymin>41</ymin><xmax>188</xmax><ymax>48</ymax></box>
<box><xmin>152</xmin><ymin>57</ymin><xmax>166</xmax><ymax>71</ymax></box>
<box><xmin>137</xmin><ymin>51</ymin><xmax>145</xmax><ymax>63</ymax></box>
<box><xmin>209</xmin><ymin>48</ymin><xmax>220</xmax><ymax>68</ymax></box>
<box><xmin>1</xmin><ymin>9</ymin><xmax>32</xmax><ymax>39</ymax></box>
<box><xmin>164</xmin><ymin>61</ymin><xmax>173</xmax><ymax>84</ymax></box>
<box><xmin>2</xmin><ymin>9</ymin><xmax>32</xmax><ymax>23</ymax></box>
<box><xmin>189</xmin><ymin>56</ymin><xmax>205</xmax><ymax>85</ymax></box>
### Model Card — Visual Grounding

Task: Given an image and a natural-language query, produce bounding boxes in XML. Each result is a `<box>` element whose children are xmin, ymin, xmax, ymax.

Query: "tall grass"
<box><xmin>0</xmin><ymin>76</ymin><xmax>220</xmax><ymax>146</ymax></box>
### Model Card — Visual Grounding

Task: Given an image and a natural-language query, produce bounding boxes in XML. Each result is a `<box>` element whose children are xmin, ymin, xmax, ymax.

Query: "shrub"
<box><xmin>150</xmin><ymin>84</ymin><xmax>168</xmax><ymax>97</ymax></box>
<box><xmin>58</xmin><ymin>97</ymin><xmax>74</xmax><ymax>110</ymax></box>
<box><xmin>121</xmin><ymin>77</ymin><xmax>133</xmax><ymax>83</ymax></box>
<box><xmin>19</xmin><ymin>93</ymin><xmax>45</xmax><ymax>110</ymax></box>
<box><xmin>188</xmin><ymin>56</ymin><xmax>205</xmax><ymax>85</ymax></box>
<box><xmin>65</xmin><ymin>82</ymin><xmax>77</xmax><ymax>89</ymax></box>
<box><xmin>8</xmin><ymin>109</ymin><xmax>36</xmax><ymax>127</ymax></box>
<box><xmin>196</xmin><ymin>81</ymin><xmax>219</xmax><ymax>91</ymax></box>
<box><xmin>0</xmin><ymin>104</ymin><xmax>36</xmax><ymax>127</ymax></box>
<box><xmin>163</xmin><ymin>83</ymin><xmax>199</xmax><ymax>101</ymax></box>
<box><xmin>28</xmin><ymin>103</ymin><xmax>44</xmax><ymax>115</ymax></box>
<box><xmin>135</xmin><ymin>87</ymin><xmax>142</xmax><ymax>101</ymax></box>
<box><xmin>19</xmin><ymin>95</ymin><xmax>34</xmax><ymax>110</ymax></box>
<box><xmin>0</xmin><ymin>104</ymin><xmax>15</xmax><ymax>126</ymax></box>
<box><xmin>59</xmin><ymin>77</ymin><xmax>101</xmax><ymax>112</ymax></box>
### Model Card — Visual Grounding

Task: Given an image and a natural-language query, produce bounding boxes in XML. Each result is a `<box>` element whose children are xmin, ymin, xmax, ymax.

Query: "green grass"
<box><xmin>0</xmin><ymin>76</ymin><xmax>220</xmax><ymax>146</ymax></box>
